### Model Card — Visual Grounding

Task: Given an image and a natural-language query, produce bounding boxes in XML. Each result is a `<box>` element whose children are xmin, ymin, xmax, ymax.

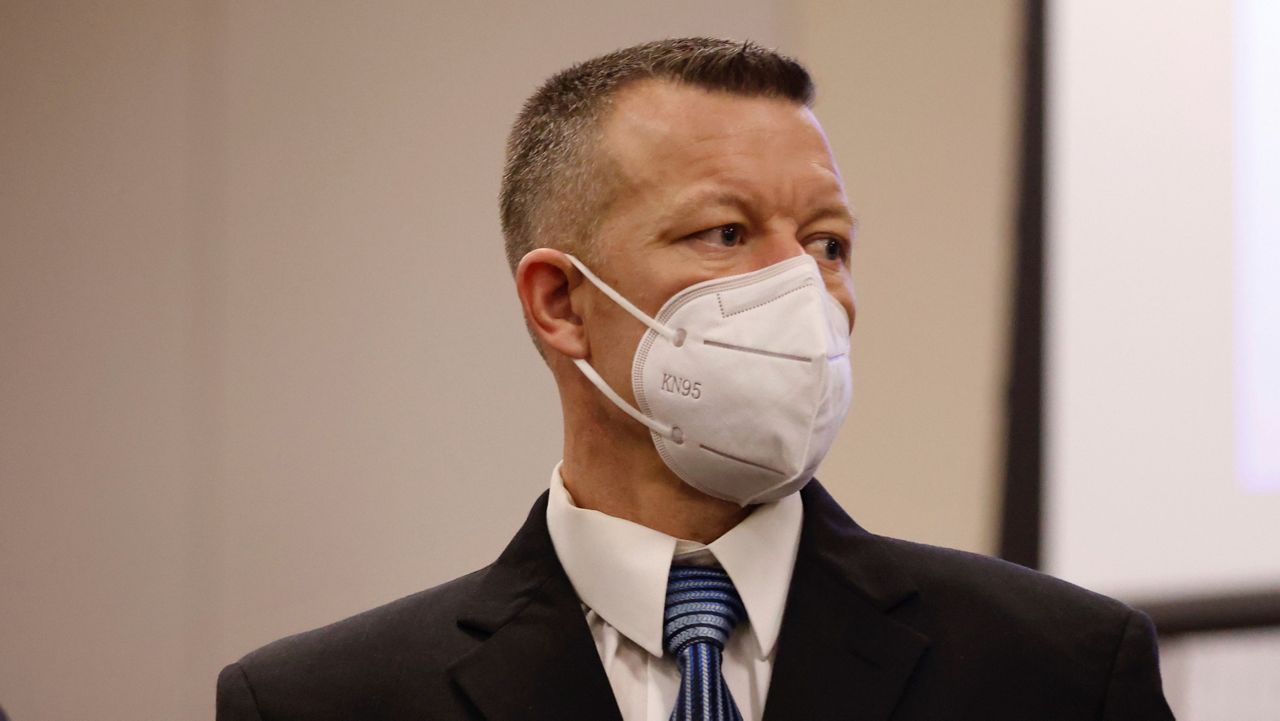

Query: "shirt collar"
<box><xmin>545</xmin><ymin>461</ymin><xmax>803</xmax><ymax>659</ymax></box>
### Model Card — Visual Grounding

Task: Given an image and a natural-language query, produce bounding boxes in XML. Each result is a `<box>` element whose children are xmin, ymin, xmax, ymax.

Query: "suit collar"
<box><xmin>448</xmin><ymin>481</ymin><xmax>930</xmax><ymax>721</ymax></box>
<box><xmin>762</xmin><ymin>480</ymin><xmax>931</xmax><ymax>721</ymax></box>
<box><xmin>797</xmin><ymin>480</ymin><xmax>920</xmax><ymax>611</ymax></box>
<box><xmin>449</xmin><ymin>491</ymin><xmax>623</xmax><ymax>721</ymax></box>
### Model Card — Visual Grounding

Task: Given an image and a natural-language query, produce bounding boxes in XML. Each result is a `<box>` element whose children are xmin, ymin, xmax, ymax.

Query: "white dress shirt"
<box><xmin>545</xmin><ymin>462</ymin><xmax>803</xmax><ymax>721</ymax></box>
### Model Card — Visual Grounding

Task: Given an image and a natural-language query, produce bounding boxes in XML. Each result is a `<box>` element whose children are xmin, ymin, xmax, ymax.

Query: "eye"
<box><xmin>807</xmin><ymin>236</ymin><xmax>848</xmax><ymax>263</ymax></box>
<box><xmin>690</xmin><ymin>224</ymin><xmax>746</xmax><ymax>249</ymax></box>
<box><xmin>717</xmin><ymin>225</ymin><xmax>743</xmax><ymax>247</ymax></box>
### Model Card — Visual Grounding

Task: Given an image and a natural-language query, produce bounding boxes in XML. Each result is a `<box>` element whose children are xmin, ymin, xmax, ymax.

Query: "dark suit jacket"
<box><xmin>217</xmin><ymin>481</ymin><xmax>1174</xmax><ymax>720</ymax></box>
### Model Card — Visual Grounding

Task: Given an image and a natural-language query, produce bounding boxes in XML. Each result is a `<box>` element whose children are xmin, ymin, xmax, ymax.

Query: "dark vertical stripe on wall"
<box><xmin>999</xmin><ymin>0</ymin><xmax>1046</xmax><ymax>569</ymax></box>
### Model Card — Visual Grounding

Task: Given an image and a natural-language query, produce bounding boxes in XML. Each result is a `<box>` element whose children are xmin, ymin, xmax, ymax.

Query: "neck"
<box><xmin>560</xmin><ymin>402</ymin><xmax>750</xmax><ymax>544</ymax></box>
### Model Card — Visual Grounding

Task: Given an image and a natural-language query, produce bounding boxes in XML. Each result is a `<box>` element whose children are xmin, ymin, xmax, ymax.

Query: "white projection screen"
<box><xmin>1045</xmin><ymin>0</ymin><xmax>1280</xmax><ymax>604</ymax></box>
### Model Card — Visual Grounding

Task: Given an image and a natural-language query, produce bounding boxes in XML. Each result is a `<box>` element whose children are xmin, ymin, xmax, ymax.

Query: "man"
<box><xmin>217</xmin><ymin>38</ymin><xmax>1174</xmax><ymax>720</ymax></box>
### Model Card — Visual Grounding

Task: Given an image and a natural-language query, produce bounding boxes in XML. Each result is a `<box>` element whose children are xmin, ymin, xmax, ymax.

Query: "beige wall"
<box><xmin>0</xmin><ymin>3</ymin><xmax>1019</xmax><ymax>719</ymax></box>
<box><xmin>796</xmin><ymin>1</ymin><xmax>1022</xmax><ymax>555</ymax></box>
<box><xmin>2</xmin><ymin>3</ymin><xmax>202</xmax><ymax>717</ymax></box>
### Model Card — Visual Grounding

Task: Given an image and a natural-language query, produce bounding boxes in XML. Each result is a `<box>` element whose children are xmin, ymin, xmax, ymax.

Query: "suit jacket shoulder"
<box><xmin>789</xmin><ymin>498</ymin><xmax>1173</xmax><ymax>721</ymax></box>
<box><xmin>217</xmin><ymin>566</ymin><xmax>494</xmax><ymax>720</ymax></box>
<box><xmin>880</xmin><ymin>533</ymin><xmax>1137</xmax><ymax>654</ymax></box>
<box><xmin>217</xmin><ymin>490</ymin><xmax>617</xmax><ymax>721</ymax></box>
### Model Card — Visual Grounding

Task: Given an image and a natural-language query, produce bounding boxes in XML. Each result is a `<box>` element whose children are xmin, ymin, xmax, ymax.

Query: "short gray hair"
<box><xmin>499</xmin><ymin>37</ymin><xmax>815</xmax><ymax>273</ymax></box>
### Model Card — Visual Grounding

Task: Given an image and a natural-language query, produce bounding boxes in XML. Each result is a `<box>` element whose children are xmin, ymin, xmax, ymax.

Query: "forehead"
<box><xmin>598</xmin><ymin>79</ymin><xmax>843</xmax><ymax>203</ymax></box>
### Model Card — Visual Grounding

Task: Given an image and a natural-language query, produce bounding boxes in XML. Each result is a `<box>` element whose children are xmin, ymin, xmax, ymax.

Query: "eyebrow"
<box><xmin>656</xmin><ymin>187</ymin><xmax>859</xmax><ymax>235</ymax></box>
<box><xmin>654</xmin><ymin>188</ymin><xmax>751</xmax><ymax>233</ymax></box>
<box><xmin>805</xmin><ymin>203</ymin><xmax>858</xmax><ymax>231</ymax></box>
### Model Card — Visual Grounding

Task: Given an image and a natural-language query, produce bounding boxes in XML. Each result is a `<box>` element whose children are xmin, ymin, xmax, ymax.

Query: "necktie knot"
<box><xmin>663</xmin><ymin>565</ymin><xmax>746</xmax><ymax>656</ymax></box>
<box><xmin>663</xmin><ymin>565</ymin><xmax>747</xmax><ymax>721</ymax></box>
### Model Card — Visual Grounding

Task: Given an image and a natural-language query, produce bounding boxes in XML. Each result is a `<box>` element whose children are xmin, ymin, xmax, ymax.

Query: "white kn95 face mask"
<box><xmin>563</xmin><ymin>252</ymin><xmax>853</xmax><ymax>506</ymax></box>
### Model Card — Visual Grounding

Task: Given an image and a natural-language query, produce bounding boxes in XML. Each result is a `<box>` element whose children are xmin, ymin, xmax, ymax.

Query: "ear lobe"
<box><xmin>516</xmin><ymin>249</ymin><xmax>589</xmax><ymax>359</ymax></box>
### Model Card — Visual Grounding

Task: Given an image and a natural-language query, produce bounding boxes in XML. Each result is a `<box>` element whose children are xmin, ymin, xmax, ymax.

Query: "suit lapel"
<box><xmin>447</xmin><ymin>483</ymin><xmax>928</xmax><ymax>721</ymax></box>
<box><xmin>763</xmin><ymin>482</ymin><xmax>931</xmax><ymax>721</ymax></box>
<box><xmin>448</xmin><ymin>492</ymin><xmax>622</xmax><ymax>721</ymax></box>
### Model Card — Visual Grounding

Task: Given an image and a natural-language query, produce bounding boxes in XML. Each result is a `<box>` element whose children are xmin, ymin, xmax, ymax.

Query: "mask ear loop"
<box><xmin>562</xmin><ymin>253</ymin><xmax>686</xmax><ymax>445</ymax></box>
<box><xmin>563</xmin><ymin>254</ymin><xmax>687</xmax><ymax>348</ymax></box>
<box><xmin>571</xmin><ymin>358</ymin><xmax>683</xmax><ymax>444</ymax></box>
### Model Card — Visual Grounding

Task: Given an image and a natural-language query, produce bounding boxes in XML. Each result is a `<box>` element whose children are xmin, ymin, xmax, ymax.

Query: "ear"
<box><xmin>516</xmin><ymin>248</ymin><xmax>589</xmax><ymax>359</ymax></box>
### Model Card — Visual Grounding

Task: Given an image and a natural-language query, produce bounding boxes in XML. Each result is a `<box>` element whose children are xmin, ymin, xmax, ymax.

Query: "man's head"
<box><xmin>506</xmin><ymin>38</ymin><xmax>856</xmax><ymax>482</ymax></box>
<box><xmin>500</xmin><ymin>38</ymin><xmax>816</xmax><ymax>274</ymax></box>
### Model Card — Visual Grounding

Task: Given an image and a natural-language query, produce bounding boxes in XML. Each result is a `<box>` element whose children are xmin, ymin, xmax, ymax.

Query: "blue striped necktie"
<box><xmin>664</xmin><ymin>565</ymin><xmax>747</xmax><ymax>721</ymax></box>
